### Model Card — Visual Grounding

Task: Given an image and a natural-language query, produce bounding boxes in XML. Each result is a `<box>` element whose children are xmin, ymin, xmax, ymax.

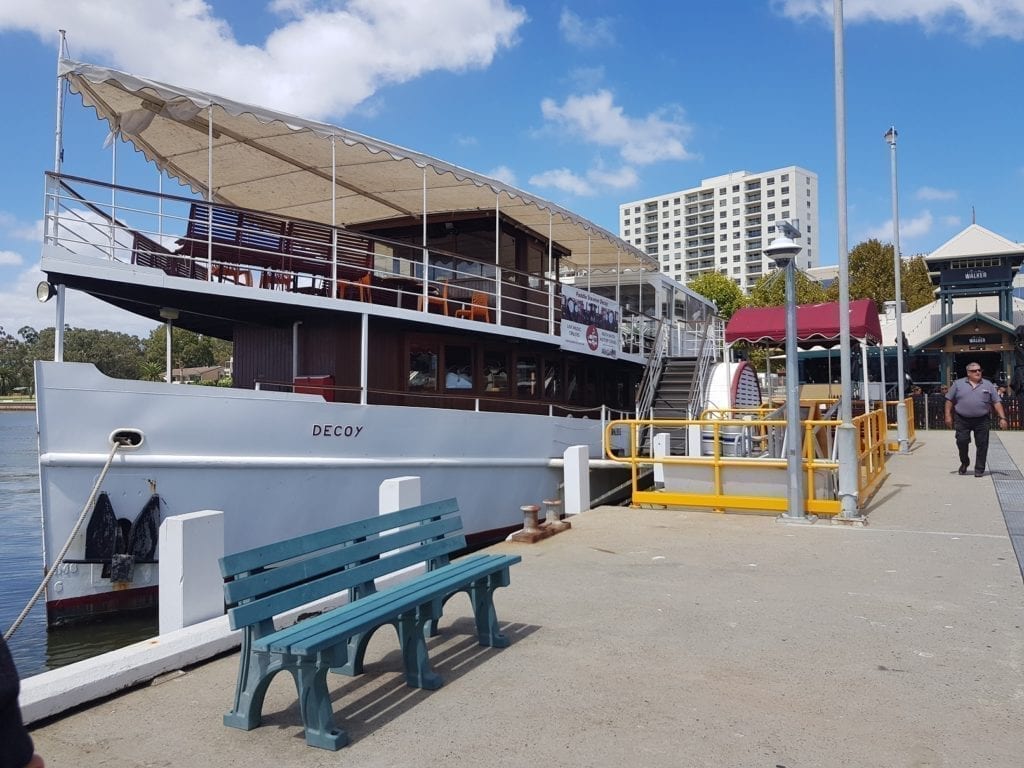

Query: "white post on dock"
<box><xmin>158</xmin><ymin>510</ymin><xmax>224</xmax><ymax>635</ymax></box>
<box><xmin>563</xmin><ymin>445</ymin><xmax>590</xmax><ymax>516</ymax></box>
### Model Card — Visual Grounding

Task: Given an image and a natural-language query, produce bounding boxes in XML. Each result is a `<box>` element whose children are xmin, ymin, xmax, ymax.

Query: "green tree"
<box><xmin>687</xmin><ymin>271</ymin><xmax>746</xmax><ymax>320</ymax></box>
<box><xmin>0</xmin><ymin>326</ymin><xmax>20</xmax><ymax>395</ymax></box>
<box><xmin>27</xmin><ymin>327</ymin><xmax>145</xmax><ymax>380</ymax></box>
<box><xmin>747</xmin><ymin>268</ymin><xmax>828</xmax><ymax>308</ymax></box>
<box><xmin>824</xmin><ymin>240</ymin><xmax>935</xmax><ymax>312</ymax></box>
<box><xmin>900</xmin><ymin>255</ymin><xmax>937</xmax><ymax>311</ymax></box>
<box><xmin>142</xmin><ymin>327</ymin><xmax>232</xmax><ymax>374</ymax></box>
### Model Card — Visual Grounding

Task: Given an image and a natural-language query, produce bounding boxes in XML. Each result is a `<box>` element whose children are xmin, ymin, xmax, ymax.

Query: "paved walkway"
<box><xmin>29</xmin><ymin>432</ymin><xmax>1024</xmax><ymax>767</ymax></box>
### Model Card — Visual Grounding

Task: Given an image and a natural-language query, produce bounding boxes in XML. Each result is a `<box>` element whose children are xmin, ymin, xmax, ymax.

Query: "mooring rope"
<box><xmin>4</xmin><ymin>439</ymin><xmax>125</xmax><ymax>640</ymax></box>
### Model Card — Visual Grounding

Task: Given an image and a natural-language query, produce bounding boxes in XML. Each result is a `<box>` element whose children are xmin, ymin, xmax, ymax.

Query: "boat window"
<box><xmin>516</xmin><ymin>356</ymin><xmax>538</xmax><ymax>398</ymax></box>
<box><xmin>566</xmin><ymin>362</ymin><xmax>580</xmax><ymax>404</ymax></box>
<box><xmin>543</xmin><ymin>360</ymin><xmax>562</xmax><ymax>401</ymax></box>
<box><xmin>444</xmin><ymin>345</ymin><xmax>473</xmax><ymax>390</ymax></box>
<box><xmin>483</xmin><ymin>350</ymin><xmax>508</xmax><ymax>393</ymax></box>
<box><xmin>408</xmin><ymin>344</ymin><xmax>438</xmax><ymax>391</ymax></box>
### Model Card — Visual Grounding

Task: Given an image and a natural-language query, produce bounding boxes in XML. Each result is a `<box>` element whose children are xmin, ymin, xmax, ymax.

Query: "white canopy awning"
<box><xmin>62</xmin><ymin>59</ymin><xmax>654</xmax><ymax>273</ymax></box>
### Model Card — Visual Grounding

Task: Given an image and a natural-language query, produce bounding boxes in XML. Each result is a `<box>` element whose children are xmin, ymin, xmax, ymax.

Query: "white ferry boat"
<box><xmin>34</xmin><ymin>59</ymin><xmax>721</xmax><ymax>625</ymax></box>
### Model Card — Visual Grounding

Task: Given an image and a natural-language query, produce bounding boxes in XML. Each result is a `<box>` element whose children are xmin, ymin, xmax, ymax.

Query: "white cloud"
<box><xmin>0</xmin><ymin>261</ymin><xmax>158</xmax><ymax>336</ymax></box>
<box><xmin>773</xmin><ymin>0</ymin><xmax>1024</xmax><ymax>41</ymax></box>
<box><xmin>0</xmin><ymin>211</ymin><xmax>41</xmax><ymax>241</ymax></box>
<box><xmin>916</xmin><ymin>186</ymin><xmax>957</xmax><ymax>201</ymax></box>
<box><xmin>0</xmin><ymin>0</ymin><xmax>527</xmax><ymax>119</ymax></box>
<box><xmin>559</xmin><ymin>8</ymin><xmax>615</xmax><ymax>48</ymax></box>
<box><xmin>529</xmin><ymin>168</ymin><xmax>593</xmax><ymax>196</ymax></box>
<box><xmin>528</xmin><ymin>164</ymin><xmax>638</xmax><ymax>197</ymax></box>
<box><xmin>863</xmin><ymin>210</ymin><xmax>934</xmax><ymax>241</ymax></box>
<box><xmin>486</xmin><ymin>165</ymin><xmax>518</xmax><ymax>186</ymax></box>
<box><xmin>586</xmin><ymin>165</ymin><xmax>638</xmax><ymax>190</ymax></box>
<box><xmin>0</xmin><ymin>250</ymin><xmax>23</xmax><ymax>266</ymax></box>
<box><xmin>541</xmin><ymin>90</ymin><xmax>692</xmax><ymax>165</ymax></box>
<box><xmin>941</xmin><ymin>214</ymin><xmax>962</xmax><ymax>227</ymax></box>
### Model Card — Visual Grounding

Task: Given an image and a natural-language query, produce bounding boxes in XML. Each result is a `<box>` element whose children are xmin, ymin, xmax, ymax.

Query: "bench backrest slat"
<box><xmin>223</xmin><ymin>515</ymin><xmax>461</xmax><ymax>604</ymax></box>
<box><xmin>220</xmin><ymin>498</ymin><xmax>459</xmax><ymax>577</ymax></box>
<box><xmin>226</xmin><ymin>532</ymin><xmax>465</xmax><ymax>630</ymax></box>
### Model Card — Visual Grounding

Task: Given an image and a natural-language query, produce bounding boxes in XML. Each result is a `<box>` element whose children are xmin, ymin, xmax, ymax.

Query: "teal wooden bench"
<box><xmin>219</xmin><ymin>498</ymin><xmax>520</xmax><ymax>751</ymax></box>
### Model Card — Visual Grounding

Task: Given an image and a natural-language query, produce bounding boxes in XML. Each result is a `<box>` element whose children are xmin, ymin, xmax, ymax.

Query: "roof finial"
<box><xmin>972</xmin><ymin>205</ymin><xmax>976</xmax><ymax>224</ymax></box>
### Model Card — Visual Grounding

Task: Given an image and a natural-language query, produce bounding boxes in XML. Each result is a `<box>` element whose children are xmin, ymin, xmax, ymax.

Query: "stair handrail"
<box><xmin>686</xmin><ymin>314</ymin><xmax>723</xmax><ymax>419</ymax></box>
<box><xmin>635</xmin><ymin>317</ymin><xmax>668</xmax><ymax>420</ymax></box>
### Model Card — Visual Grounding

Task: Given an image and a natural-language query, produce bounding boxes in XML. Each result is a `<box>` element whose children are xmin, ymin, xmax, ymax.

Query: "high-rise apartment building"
<box><xmin>618</xmin><ymin>166</ymin><xmax>819</xmax><ymax>291</ymax></box>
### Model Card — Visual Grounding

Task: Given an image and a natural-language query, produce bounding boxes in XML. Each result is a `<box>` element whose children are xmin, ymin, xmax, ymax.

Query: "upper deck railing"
<box><xmin>43</xmin><ymin>173</ymin><xmax>714</xmax><ymax>361</ymax></box>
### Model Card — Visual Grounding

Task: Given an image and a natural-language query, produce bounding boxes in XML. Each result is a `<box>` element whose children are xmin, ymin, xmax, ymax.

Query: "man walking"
<box><xmin>944</xmin><ymin>362</ymin><xmax>1008</xmax><ymax>477</ymax></box>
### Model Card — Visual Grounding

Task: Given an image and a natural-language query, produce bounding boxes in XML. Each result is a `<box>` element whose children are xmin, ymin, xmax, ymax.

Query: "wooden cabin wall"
<box><xmin>233</xmin><ymin>325</ymin><xmax>292</xmax><ymax>390</ymax></box>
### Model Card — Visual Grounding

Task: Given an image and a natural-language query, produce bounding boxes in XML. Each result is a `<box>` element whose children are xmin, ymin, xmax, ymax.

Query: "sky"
<box><xmin>0</xmin><ymin>0</ymin><xmax>1022</xmax><ymax>337</ymax></box>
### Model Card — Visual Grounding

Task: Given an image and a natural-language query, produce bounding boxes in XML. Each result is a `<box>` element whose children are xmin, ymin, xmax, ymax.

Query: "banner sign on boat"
<box><xmin>560</xmin><ymin>285</ymin><xmax>619</xmax><ymax>359</ymax></box>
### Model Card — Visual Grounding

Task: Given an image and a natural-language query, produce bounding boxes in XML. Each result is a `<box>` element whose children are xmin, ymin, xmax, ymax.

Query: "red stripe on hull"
<box><xmin>46</xmin><ymin>586</ymin><xmax>158</xmax><ymax>626</ymax></box>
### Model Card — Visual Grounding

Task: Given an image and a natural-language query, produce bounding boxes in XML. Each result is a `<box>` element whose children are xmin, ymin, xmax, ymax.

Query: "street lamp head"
<box><xmin>765</xmin><ymin>235</ymin><xmax>802</xmax><ymax>268</ymax></box>
<box><xmin>884</xmin><ymin>126</ymin><xmax>897</xmax><ymax>146</ymax></box>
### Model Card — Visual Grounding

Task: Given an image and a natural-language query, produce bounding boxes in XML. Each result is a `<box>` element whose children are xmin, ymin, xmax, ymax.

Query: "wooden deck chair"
<box><xmin>338</xmin><ymin>273</ymin><xmax>372</xmax><ymax>303</ymax></box>
<box><xmin>455</xmin><ymin>291</ymin><xmax>491</xmax><ymax>323</ymax></box>
<box><xmin>260</xmin><ymin>270</ymin><xmax>293</xmax><ymax>290</ymax></box>
<box><xmin>212</xmin><ymin>264</ymin><xmax>253</xmax><ymax>286</ymax></box>
<box><xmin>418</xmin><ymin>279</ymin><xmax>449</xmax><ymax>316</ymax></box>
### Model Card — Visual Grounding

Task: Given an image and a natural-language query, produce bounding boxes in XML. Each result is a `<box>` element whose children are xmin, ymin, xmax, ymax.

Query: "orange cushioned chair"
<box><xmin>418</xmin><ymin>280</ymin><xmax>449</xmax><ymax>316</ymax></box>
<box><xmin>455</xmin><ymin>291</ymin><xmax>491</xmax><ymax>323</ymax></box>
<box><xmin>338</xmin><ymin>273</ymin><xmax>372</xmax><ymax>303</ymax></box>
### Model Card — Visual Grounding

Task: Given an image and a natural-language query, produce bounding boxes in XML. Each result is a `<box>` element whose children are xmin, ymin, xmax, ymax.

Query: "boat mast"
<box><xmin>52</xmin><ymin>29</ymin><xmax>69</xmax><ymax>362</ymax></box>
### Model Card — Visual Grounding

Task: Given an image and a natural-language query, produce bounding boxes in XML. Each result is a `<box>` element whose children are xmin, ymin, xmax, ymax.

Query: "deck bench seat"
<box><xmin>178</xmin><ymin>202</ymin><xmax>373</xmax><ymax>285</ymax></box>
<box><xmin>219</xmin><ymin>498</ymin><xmax>520</xmax><ymax>751</ymax></box>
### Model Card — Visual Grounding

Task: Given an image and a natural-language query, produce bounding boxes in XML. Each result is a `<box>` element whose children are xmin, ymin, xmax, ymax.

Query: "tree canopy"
<box><xmin>0</xmin><ymin>325</ymin><xmax>232</xmax><ymax>395</ymax></box>
<box><xmin>687</xmin><ymin>272</ymin><xmax>746</xmax><ymax>320</ymax></box>
<box><xmin>746</xmin><ymin>268</ymin><xmax>829</xmax><ymax>308</ymax></box>
<box><xmin>824</xmin><ymin>239</ymin><xmax>935</xmax><ymax>311</ymax></box>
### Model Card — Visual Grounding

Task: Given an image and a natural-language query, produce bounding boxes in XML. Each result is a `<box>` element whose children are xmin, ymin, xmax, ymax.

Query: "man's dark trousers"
<box><xmin>954</xmin><ymin>413</ymin><xmax>991</xmax><ymax>471</ymax></box>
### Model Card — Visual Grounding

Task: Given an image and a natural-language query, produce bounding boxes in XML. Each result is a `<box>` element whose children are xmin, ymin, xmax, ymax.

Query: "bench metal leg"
<box><xmin>224</xmin><ymin>630</ymin><xmax>281</xmax><ymax>731</ymax></box>
<box><xmin>294</xmin><ymin>659</ymin><xmax>349</xmax><ymax>751</ymax></box>
<box><xmin>398</xmin><ymin>608</ymin><xmax>442</xmax><ymax>690</ymax></box>
<box><xmin>469</xmin><ymin>571</ymin><xmax>511</xmax><ymax>648</ymax></box>
<box><xmin>332</xmin><ymin>624</ymin><xmax>382</xmax><ymax>678</ymax></box>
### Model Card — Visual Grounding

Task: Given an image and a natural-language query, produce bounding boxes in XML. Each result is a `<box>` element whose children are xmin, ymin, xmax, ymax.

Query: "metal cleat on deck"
<box><xmin>540</xmin><ymin>499</ymin><xmax>570</xmax><ymax>533</ymax></box>
<box><xmin>505</xmin><ymin>501</ymin><xmax>570</xmax><ymax>543</ymax></box>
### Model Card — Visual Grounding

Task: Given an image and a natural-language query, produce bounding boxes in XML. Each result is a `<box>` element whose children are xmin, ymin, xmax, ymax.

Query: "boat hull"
<box><xmin>35</xmin><ymin>361</ymin><xmax>604</xmax><ymax>625</ymax></box>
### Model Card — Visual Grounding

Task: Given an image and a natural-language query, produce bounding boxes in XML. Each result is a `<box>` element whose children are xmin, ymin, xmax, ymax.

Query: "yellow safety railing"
<box><xmin>605</xmin><ymin>407</ymin><xmax>888</xmax><ymax>516</ymax></box>
<box><xmin>883</xmin><ymin>396</ymin><xmax>917</xmax><ymax>452</ymax></box>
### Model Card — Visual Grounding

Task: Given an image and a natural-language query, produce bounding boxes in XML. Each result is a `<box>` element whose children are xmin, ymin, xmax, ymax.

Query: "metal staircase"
<box><xmin>648</xmin><ymin>357</ymin><xmax>699</xmax><ymax>453</ymax></box>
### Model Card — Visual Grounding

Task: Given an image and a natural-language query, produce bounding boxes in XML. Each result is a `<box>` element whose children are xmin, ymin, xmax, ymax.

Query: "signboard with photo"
<box><xmin>560</xmin><ymin>285</ymin><xmax>619</xmax><ymax>359</ymax></box>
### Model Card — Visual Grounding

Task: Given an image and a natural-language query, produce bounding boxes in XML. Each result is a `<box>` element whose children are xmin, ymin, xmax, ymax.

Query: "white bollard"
<box><xmin>653</xmin><ymin>432</ymin><xmax>671</xmax><ymax>487</ymax></box>
<box><xmin>563</xmin><ymin>445</ymin><xmax>590</xmax><ymax>516</ymax></box>
<box><xmin>158</xmin><ymin>510</ymin><xmax>225</xmax><ymax>635</ymax></box>
<box><xmin>379</xmin><ymin>476</ymin><xmax>421</xmax><ymax>514</ymax></box>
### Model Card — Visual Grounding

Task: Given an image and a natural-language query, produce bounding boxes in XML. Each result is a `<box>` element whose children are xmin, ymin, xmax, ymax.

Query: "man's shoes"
<box><xmin>975</xmin><ymin>468</ymin><xmax>985</xmax><ymax>477</ymax></box>
<box><xmin>958</xmin><ymin>464</ymin><xmax>968</xmax><ymax>475</ymax></box>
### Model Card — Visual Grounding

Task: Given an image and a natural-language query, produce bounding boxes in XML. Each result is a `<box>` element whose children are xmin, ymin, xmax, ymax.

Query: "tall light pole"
<box><xmin>767</xmin><ymin>221</ymin><xmax>812</xmax><ymax>523</ymax></box>
<box><xmin>885</xmin><ymin>126</ymin><xmax>909</xmax><ymax>454</ymax></box>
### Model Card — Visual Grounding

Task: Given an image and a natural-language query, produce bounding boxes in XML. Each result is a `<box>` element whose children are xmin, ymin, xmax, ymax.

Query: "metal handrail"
<box><xmin>634</xmin><ymin>318</ymin><xmax>668</xmax><ymax>420</ymax></box>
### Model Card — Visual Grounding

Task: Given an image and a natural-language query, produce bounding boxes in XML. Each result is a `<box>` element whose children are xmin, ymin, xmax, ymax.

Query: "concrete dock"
<box><xmin>28</xmin><ymin>432</ymin><xmax>1024</xmax><ymax>767</ymax></box>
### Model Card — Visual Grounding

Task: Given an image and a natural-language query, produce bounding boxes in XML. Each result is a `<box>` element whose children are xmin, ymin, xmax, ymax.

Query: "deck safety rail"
<box><xmin>881</xmin><ymin>396</ymin><xmax>917</xmax><ymax>451</ymax></box>
<box><xmin>604</xmin><ymin>408</ymin><xmax>888</xmax><ymax>516</ymax></box>
<box><xmin>43</xmin><ymin>173</ymin><xmax>565</xmax><ymax>334</ymax></box>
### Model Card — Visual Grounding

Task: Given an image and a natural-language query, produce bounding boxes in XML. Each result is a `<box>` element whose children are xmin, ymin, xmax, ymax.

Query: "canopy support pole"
<box><xmin>495</xmin><ymin>194</ymin><xmax>502</xmax><ymax>325</ymax></box>
<box><xmin>206</xmin><ymin>105</ymin><xmax>214</xmax><ymax>280</ymax></box>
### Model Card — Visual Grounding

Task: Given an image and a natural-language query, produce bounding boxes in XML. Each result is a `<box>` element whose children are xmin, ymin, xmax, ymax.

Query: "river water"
<box><xmin>0</xmin><ymin>411</ymin><xmax>155</xmax><ymax>678</ymax></box>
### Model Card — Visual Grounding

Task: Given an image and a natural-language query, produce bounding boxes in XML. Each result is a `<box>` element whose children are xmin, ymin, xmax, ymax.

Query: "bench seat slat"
<box><xmin>220</xmin><ymin>498</ymin><xmax>459</xmax><ymax>578</ymax></box>
<box><xmin>223</xmin><ymin>515</ymin><xmax>462</xmax><ymax>604</ymax></box>
<box><xmin>266</xmin><ymin>555</ymin><xmax>520</xmax><ymax>656</ymax></box>
<box><xmin>258</xmin><ymin>554</ymin><xmax>498</xmax><ymax>650</ymax></box>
